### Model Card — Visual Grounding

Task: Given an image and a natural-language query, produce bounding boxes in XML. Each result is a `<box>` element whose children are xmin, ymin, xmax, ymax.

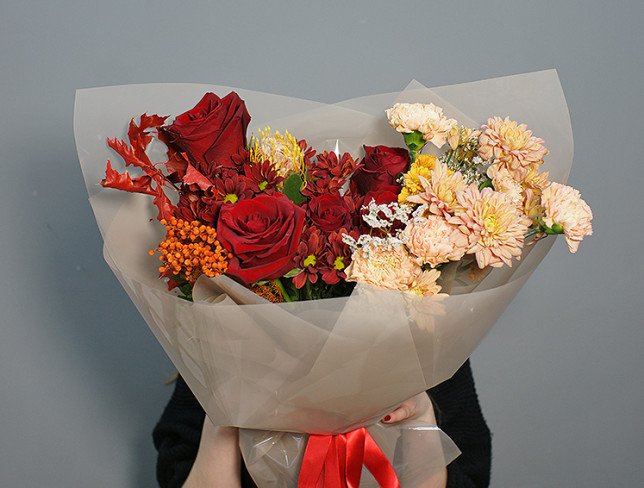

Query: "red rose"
<box><xmin>217</xmin><ymin>194</ymin><xmax>305</xmax><ymax>284</ymax></box>
<box><xmin>161</xmin><ymin>92</ymin><xmax>251</xmax><ymax>170</ymax></box>
<box><xmin>351</xmin><ymin>145</ymin><xmax>410</xmax><ymax>195</ymax></box>
<box><xmin>306</xmin><ymin>194</ymin><xmax>352</xmax><ymax>233</ymax></box>
<box><xmin>362</xmin><ymin>189</ymin><xmax>399</xmax><ymax>207</ymax></box>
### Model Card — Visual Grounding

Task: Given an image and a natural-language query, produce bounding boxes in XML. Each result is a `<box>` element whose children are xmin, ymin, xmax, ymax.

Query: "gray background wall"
<box><xmin>1</xmin><ymin>1</ymin><xmax>642</xmax><ymax>486</ymax></box>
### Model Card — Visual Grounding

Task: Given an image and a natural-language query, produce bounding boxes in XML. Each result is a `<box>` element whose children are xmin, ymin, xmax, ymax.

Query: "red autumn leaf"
<box><xmin>107</xmin><ymin>137</ymin><xmax>158</xmax><ymax>176</ymax></box>
<box><xmin>160</xmin><ymin>150</ymin><xmax>189</xmax><ymax>183</ymax></box>
<box><xmin>127</xmin><ymin>113</ymin><xmax>168</xmax><ymax>161</ymax></box>
<box><xmin>183</xmin><ymin>163</ymin><xmax>214</xmax><ymax>190</ymax></box>
<box><xmin>101</xmin><ymin>161</ymin><xmax>157</xmax><ymax>195</ymax></box>
<box><xmin>103</xmin><ymin>113</ymin><xmax>177</xmax><ymax>221</ymax></box>
<box><xmin>152</xmin><ymin>191</ymin><xmax>177</xmax><ymax>221</ymax></box>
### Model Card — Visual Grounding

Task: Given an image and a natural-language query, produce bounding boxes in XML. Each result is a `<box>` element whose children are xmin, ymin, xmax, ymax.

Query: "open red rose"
<box><xmin>217</xmin><ymin>194</ymin><xmax>305</xmax><ymax>284</ymax></box>
<box><xmin>351</xmin><ymin>145</ymin><xmax>410</xmax><ymax>195</ymax></box>
<box><xmin>306</xmin><ymin>194</ymin><xmax>352</xmax><ymax>233</ymax></box>
<box><xmin>161</xmin><ymin>92</ymin><xmax>251</xmax><ymax>171</ymax></box>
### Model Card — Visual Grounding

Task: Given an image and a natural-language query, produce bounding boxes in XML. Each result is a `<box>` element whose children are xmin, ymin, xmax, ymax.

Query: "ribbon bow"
<box><xmin>298</xmin><ymin>427</ymin><xmax>401</xmax><ymax>488</ymax></box>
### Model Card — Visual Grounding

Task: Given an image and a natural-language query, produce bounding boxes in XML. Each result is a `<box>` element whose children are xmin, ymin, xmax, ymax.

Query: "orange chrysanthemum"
<box><xmin>150</xmin><ymin>218</ymin><xmax>231</xmax><ymax>284</ymax></box>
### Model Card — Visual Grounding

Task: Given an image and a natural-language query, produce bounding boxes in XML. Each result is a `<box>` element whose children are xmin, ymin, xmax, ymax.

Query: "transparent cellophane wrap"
<box><xmin>75</xmin><ymin>70</ymin><xmax>572</xmax><ymax>487</ymax></box>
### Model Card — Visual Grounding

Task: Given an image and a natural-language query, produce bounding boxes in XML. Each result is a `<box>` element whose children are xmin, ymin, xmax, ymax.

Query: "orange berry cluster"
<box><xmin>150</xmin><ymin>218</ymin><xmax>232</xmax><ymax>284</ymax></box>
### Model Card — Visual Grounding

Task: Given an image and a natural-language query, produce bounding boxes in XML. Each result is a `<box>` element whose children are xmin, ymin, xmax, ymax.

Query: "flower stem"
<box><xmin>272</xmin><ymin>278</ymin><xmax>293</xmax><ymax>302</ymax></box>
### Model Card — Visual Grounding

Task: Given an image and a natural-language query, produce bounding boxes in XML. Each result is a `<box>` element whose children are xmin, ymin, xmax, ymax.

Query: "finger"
<box><xmin>381</xmin><ymin>402</ymin><xmax>415</xmax><ymax>424</ymax></box>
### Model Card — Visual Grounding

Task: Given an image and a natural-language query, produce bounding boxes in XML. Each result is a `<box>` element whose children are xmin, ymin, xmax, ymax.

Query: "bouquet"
<box><xmin>75</xmin><ymin>70</ymin><xmax>592</xmax><ymax>487</ymax></box>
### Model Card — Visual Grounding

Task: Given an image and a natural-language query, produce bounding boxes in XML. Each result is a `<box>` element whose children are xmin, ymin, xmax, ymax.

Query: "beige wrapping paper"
<box><xmin>75</xmin><ymin>70</ymin><xmax>571</xmax><ymax>486</ymax></box>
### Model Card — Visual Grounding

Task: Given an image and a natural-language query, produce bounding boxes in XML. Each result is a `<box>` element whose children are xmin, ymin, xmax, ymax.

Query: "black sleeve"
<box><xmin>429</xmin><ymin>359</ymin><xmax>492</xmax><ymax>488</ymax></box>
<box><xmin>153</xmin><ymin>377</ymin><xmax>259</xmax><ymax>488</ymax></box>
<box><xmin>152</xmin><ymin>377</ymin><xmax>205</xmax><ymax>488</ymax></box>
<box><xmin>154</xmin><ymin>360</ymin><xmax>491</xmax><ymax>488</ymax></box>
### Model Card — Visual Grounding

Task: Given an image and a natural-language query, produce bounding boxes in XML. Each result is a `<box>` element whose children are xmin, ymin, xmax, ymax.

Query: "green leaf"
<box><xmin>283</xmin><ymin>173</ymin><xmax>307</xmax><ymax>204</ymax></box>
<box><xmin>283</xmin><ymin>268</ymin><xmax>303</xmax><ymax>278</ymax></box>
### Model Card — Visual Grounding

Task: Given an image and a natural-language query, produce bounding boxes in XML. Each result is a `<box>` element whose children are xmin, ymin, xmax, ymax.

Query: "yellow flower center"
<box><xmin>483</xmin><ymin>215</ymin><xmax>498</xmax><ymax>233</ymax></box>
<box><xmin>333</xmin><ymin>256</ymin><xmax>345</xmax><ymax>270</ymax></box>
<box><xmin>303</xmin><ymin>254</ymin><xmax>317</xmax><ymax>267</ymax></box>
<box><xmin>223</xmin><ymin>193</ymin><xmax>238</xmax><ymax>204</ymax></box>
<box><xmin>502</xmin><ymin>125</ymin><xmax>528</xmax><ymax>150</ymax></box>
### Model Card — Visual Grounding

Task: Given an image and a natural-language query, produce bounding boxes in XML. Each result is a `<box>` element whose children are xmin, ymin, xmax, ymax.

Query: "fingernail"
<box><xmin>383</xmin><ymin>415</ymin><xmax>391</xmax><ymax>422</ymax></box>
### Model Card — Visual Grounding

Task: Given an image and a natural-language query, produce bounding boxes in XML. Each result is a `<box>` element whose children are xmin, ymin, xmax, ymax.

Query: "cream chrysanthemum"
<box><xmin>406</xmin><ymin>162</ymin><xmax>467</xmax><ymax>217</ymax></box>
<box><xmin>449</xmin><ymin>186</ymin><xmax>531</xmax><ymax>268</ymax></box>
<box><xmin>402</xmin><ymin>216</ymin><xmax>468</xmax><ymax>267</ymax></box>
<box><xmin>386</xmin><ymin>103</ymin><xmax>434</xmax><ymax>133</ymax></box>
<box><xmin>345</xmin><ymin>244</ymin><xmax>441</xmax><ymax>296</ymax></box>
<box><xmin>386</xmin><ymin>103</ymin><xmax>457</xmax><ymax>148</ymax></box>
<box><xmin>478</xmin><ymin>117</ymin><xmax>548</xmax><ymax>180</ymax></box>
<box><xmin>541</xmin><ymin>182</ymin><xmax>593</xmax><ymax>253</ymax></box>
<box><xmin>420</xmin><ymin>111</ymin><xmax>458</xmax><ymax>149</ymax></box>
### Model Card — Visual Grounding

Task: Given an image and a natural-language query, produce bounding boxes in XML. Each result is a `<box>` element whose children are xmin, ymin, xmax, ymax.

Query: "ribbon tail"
<box><xmin>299</xmin><ymin>435</ymin><xmax>333</xmax><ymax>488</ymax></box>
<box><xmin>363</xmin><ymin>431</ymin><xmax>401</xmax><ymax>488</ymax></box>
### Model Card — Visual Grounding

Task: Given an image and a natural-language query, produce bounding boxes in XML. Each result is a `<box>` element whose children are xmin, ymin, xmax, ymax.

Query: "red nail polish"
<box><xmin>383</xmin><ymin>415</ymin><xmax>391</xmax><ymax>422</ymax></box>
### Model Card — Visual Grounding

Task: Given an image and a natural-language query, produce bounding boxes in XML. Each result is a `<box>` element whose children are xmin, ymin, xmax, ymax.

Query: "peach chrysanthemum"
<box><xmin>478</xmin><ymin>117</ymin><xmax>548</xmax><ymax>180</ymax></box>
<box><xmin>345</xmin><ymin>244</ymin><xmax>441</xmax><ymax>296</ymax></box>
<box><xmin>487</xmin><ymin>164</ymin><xmax>524</xmax><ymax>207</ymax></box>
<box><xmin>541</xmin><ymin>182</ymin><xmax>593</xmax><ymax>253</ymax></box>
<box><xmin>523</xmin><ymin>188</ymin><xmax>544</xmax><ymax>220</ymax></box>
<box><xmin>398</xmin><ymin>154</ymin><xmax>438</xmax><ymax>204</ymax></box>
<box><xmin>406</xmin><ymin>162</ymin><xmax>467</xmax><ymax>217</ymax></box>
<box><xmin>447</xmin><ymin>126</ymin><xmax>480</xmax><ymax>151</ymax></box>
<box><xmin>402</xmin><ymin>216</ymin><xmax>468</xmax><ymax>267</ymax></box>
<box><xmin>520</xmin><ymin>163</ymin><xmax>550</xmax><ymax>191</ymax></box>
<box><xmin>386</xmin><ymin>103</ymin><xmax>457</xmax><ymax>148</ymax></box>
<box><xmin>449</xmin><ymin>186</ymin><xmax>532</xmax><ymax>268</ymax></box>
<box><xmin>409</xmin><ymin>269</ymin><xmax>443</xmax><ymax>297</ymax></box>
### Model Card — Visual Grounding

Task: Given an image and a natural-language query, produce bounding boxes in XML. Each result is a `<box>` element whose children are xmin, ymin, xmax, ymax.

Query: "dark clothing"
<box><xmin>153</xmin><ymin>360</ymin><xmax>491</xmax><ymax>487</ymax></box>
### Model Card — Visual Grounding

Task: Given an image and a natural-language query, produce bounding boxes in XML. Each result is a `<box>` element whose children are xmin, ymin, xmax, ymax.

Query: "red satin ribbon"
<box><xmin>298</xmin><ymin>427</ymin><xmax>401</xmax><ymax>488</ymax></box>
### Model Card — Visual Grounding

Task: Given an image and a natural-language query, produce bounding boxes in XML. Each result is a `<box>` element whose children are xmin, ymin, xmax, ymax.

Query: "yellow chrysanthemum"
<box><xmin>249</xmin><ymin>126</ymin><xmax>304</xmax><ymax>178</ymax></box>
<box><xmin>398</xmin><ymin>154</ymin><xmax>438</xmax><ymax>203</ymax></box>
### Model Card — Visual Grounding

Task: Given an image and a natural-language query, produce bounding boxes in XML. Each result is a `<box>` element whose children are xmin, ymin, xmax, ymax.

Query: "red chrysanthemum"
<box><xmin>292</xmin><ymin>226</ymin><xmax>328</xmax><ymax>289</ymax></box>
<box><xmin>321</xmin><ymin>227</ymin><xmax>359</xmax><ymax>285</ymax></box>
<box><xmin>212</xmin><ymin>172</ymin><xmax>254</xmax><ymax>204</ymax></box>
<box><xmin>243</xmin><ymin>159</ymin><xmax>284</xmax><ymax>194</ymax></box>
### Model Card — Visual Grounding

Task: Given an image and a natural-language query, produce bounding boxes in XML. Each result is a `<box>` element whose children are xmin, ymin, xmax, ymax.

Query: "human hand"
<box><xmin>381</xmin><ymin>393</ymin><xmax>447</xmax><ymax>488</ymax></box>
<box><xmin>381</xmin><ymin>392</ymin><xmax>437</xmax><ymax>424</ymax></box>
<box><xmin>183</xmin><ymin>417</ymin><xmax>241</xmax><ymax>488</ymax></box>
